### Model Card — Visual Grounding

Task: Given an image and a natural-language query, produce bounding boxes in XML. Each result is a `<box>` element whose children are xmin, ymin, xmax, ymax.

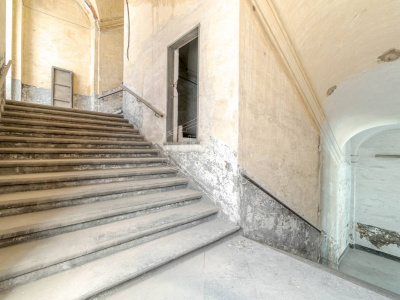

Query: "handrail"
<box><xmin>240</xmin><ymin>168</ymin><xmax>322</xmax><ymax>233</ymax></box>
<box><xmin>97</xmin><ymin>84</ymin><xmax>164</xmax><ymax>118</ymax></box>
<box><xmin>0</xmin><ymin>60</ymin><xmax>12</xmax><ymax>89</ymax></box>
<box><xmin>122</xmin><ymin>84</ymin><xmax>164</xmax><ymax>117</ymax></box>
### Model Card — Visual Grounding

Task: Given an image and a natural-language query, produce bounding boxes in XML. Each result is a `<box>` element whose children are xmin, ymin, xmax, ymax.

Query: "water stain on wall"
<box><xmin>378</xmin><ymin>49</ymin><xmax>400</xmax><ymax>63</ymax></box>
<box><xmin>356</xmin><ymin>223</ymin><xmax>400</xmax><ymax>249</ymax></box>
<box><xmin>327</xmin><ymin>85</ymin><xmax>337</xmax><ymax>96</ymax></box>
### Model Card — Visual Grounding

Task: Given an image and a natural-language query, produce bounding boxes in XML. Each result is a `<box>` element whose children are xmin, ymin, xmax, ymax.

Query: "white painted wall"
<box><xmin>351</xmin><ymin>126</ymin><xmax>400</xmax><ymax>257</ymax></box>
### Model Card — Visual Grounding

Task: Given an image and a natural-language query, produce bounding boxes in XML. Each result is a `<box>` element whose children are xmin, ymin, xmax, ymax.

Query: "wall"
<box><xmin>352</xmin><ymin>129</ymin><xmax>400</xmax><ymax>258</ymax></box>
<box><xmin>319</xmin><ymin>127</ymin><xmax>352</xmax><ymax>267</ymax></box>
<box><xmin>123</xmin><ymin>0</ymin><xmax>241</xmax><ymax>222</ymax></box>
<box><xmin>238</xmin><ymin>0</ymin><xmax>320</xmax><ymax>227</ymax></box>
<box><xmin>0</xmin><ymin>0</ymin><xmax>6</xmax><ymax>105</ymax></box>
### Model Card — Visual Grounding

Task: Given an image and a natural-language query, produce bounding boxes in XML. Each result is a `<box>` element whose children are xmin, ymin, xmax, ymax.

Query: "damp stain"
<box><xmin>378</xmin><ymin>49</ymin><xmax>400</xmax><ymax>63</ymax></box>
<box><xmin>356</xmin><ymin>223</ymin><xmax>400</xmax><ymax>249</ymax></box>
<box><xmin>327</xmin><ymin>86</ymin><xmax>337</xmax><ymax>96</ymax></box>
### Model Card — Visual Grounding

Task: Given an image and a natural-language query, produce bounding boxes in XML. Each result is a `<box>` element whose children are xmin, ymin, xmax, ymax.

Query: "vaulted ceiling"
<box><xmin>271</xmin><ymin>0</ymin><xmax>400</xmax><ymax>148</ymax></box>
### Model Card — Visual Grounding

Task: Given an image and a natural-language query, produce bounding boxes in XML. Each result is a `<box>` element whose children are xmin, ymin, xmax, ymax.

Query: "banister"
<box><xmin>97</xmin><ymin>84</ymin><xmax>164</xmax><ymax>118</ymax></box>
<box><xmin>122</xmin><ymin>84</ymin><xmax>164</xmax><ymax>117</ymax></box>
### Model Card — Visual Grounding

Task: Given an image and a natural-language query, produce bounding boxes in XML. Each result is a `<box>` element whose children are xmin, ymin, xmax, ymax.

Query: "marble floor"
<box><xmin>96</xmin><ymin>236</ymin><xmax>395</xmax><ymax>300</ymax></box>
<box><xmin>339</xmin><ymin>248</ymin><xmax>400</xmax><ymax>296</ymax></box>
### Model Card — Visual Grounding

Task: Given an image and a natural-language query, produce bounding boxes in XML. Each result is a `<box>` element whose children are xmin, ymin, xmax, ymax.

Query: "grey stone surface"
<box><xmin>101</xmin><ymin>236</ymin><xmax>390</xmax><ymax>300</ymax></box>
<box><xmin>339</xmin><ymin>248</ymin><xmax>400</xmax><ymax>295</ymax></box>
<box><xmin>96</xmin><ymin>86</ymin><xmax>123</xmax><ymax>113</ymax></box>
<box><xmin>73</xmin><ymin>93</ymin><xmax>93</xmax><ymax>111</ymax></box>
<box><xmin>240</xmin><ymin>178</ymin><xmax>321</xmax><ymax>262</ymax></box>
<box><xmin>1</xmin><ymin>220</ymin><xmax>239</xmax><ymax>300</ymax></box>
<box><xmin>123</xmin><ymin>89</ymin><xmax>143</xmax><ymax>131</ymax></box>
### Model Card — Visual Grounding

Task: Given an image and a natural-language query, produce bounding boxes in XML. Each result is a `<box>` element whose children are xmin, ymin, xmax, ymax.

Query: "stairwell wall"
<box><xmin>0</xmin><ymin>0</ymin><xmax>6</xmax><ymax>106</ymax></box>
<box><xmin>123</xmin><ymin>0</ymin><xmax>241</xmax><ymax>223</ymax></box>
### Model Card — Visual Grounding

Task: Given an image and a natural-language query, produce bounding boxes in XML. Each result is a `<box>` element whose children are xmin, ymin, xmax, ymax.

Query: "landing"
<box><xmin>98</xmin><ymin>237</ymin><xmax>392</xmax><ymax>300</ymax></box>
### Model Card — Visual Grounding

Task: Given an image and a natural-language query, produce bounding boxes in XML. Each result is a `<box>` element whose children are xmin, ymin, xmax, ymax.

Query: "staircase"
<box><xmin>0</xmin><ymin>100</ymin><xmax>239</xmax><ymax>299</ymax></box>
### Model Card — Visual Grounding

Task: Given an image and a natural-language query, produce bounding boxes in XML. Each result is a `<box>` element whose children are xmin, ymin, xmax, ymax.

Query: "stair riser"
<box><xmin>0</xmin><ymin>123</ymin><xmax>138</xmax><ymax>134</ymax></box>
<box><xmin>0</xmin><ymin>153</ymin><xmax>158</xmax><ymax>159</ymax></box>
<box><xmin>0</xmin><ymin>198</ymin><xmax>202</xmax><ymax>247</ymax></box>
<box><xmin>0</xmin><ymin>131</ymin><xmax>144</xmax><ymax>141</ymax></box>
<box><xmin>0</xmin><ymin>173</ymin><xmax>177</xmax><ymax>194</ymax></box>
<box><xmin>3</xmin><ymin>115</ymin><xmax>132</xmax><ymax>129</ymax></box>
<box><xmin>0</xmin><ymin>142</ymin><xmax>150</xmax><ymax>149</ymax></box>
<box><xmin>0</xmin><ymin>162</ymin><xmax>167</xmax><ymax>175</ymax></box>
<box><xmin>4</xmin><ymin>107</ymin><xmax>129</xmax><ymax>124</ymax></box>
<box><xmin>0</xmin><ymin>213</ymin><xmax>217</xmax><ymax>291</ymax></box>
<box><xmin>0</xmin><ymin>184</ymin><xmax>189</xmax><ymax>217</ymax></box>
<box><xmin>5</xmin><ymin>100</ymin><xmax>124</xmax><ymax>119</ymax></box>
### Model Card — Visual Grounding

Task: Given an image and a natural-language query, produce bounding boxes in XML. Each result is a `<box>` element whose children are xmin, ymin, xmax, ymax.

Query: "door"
<box><xmin>51</xmin><ymin>67</ymin><xmax>73</xmax><ymax>108</ymax></box>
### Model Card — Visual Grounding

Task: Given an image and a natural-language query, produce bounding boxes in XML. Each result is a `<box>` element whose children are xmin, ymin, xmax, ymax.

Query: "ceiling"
<box><xmin>271</xmin><ymin>0</ymin><xmax>400</xmax><ymax>148</ymax></box>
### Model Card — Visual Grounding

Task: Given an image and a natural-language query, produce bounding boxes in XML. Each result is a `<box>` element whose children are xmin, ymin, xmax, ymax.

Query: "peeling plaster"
<box><xmin>356</xmin><ymin>223</ymin><xmax>400</xmax><ymax>249</ymax></box>
<box><xmin>378</xmin><ymin>48</ymin><xmax>400</xmax><ymax>63</ymax></box>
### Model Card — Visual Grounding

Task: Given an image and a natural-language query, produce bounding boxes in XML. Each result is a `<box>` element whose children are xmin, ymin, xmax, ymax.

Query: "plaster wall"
<box><xmin>99</xmin><ymin>27</ymin><xmax>123</xmax><ymax>93</ymax></box>
<box><xmin>21</xmin><ymin>0</ymin><xmax>92</xmax><ymax>95</ymax></box>
<box><xmin>0</xmin><ymin>0</ymin><xmax>6</xmax><ymax>104</ymax></box>
<box><xmin>352</xmin><ymin>129</ymin><xmax>400</xmax><ymax>257</ymax></box>
<box><xmin>319</xmin><ymin>129</ymin><xmax>352</xmax><ymax>267</ymax></box>
<box><xmin>238</xmin><ymin>0</ymin><xmax>320</xmax><ymax>227</ymax></box>
<box><xmin>123</xmin><ymin>0</ymin><xmax>240</xmax><ymax>222</ymax></box>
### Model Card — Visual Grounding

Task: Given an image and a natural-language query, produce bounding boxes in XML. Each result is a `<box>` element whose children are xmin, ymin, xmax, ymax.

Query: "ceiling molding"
<box><xmin>251</xmin><ymin>0</ymin><xmax>326</xmax><ymax>133</ymax></box>
<box><xmin>98</xmin><ymin>18</ymin><xmax>124</xmax><ymax>30</ymax></box>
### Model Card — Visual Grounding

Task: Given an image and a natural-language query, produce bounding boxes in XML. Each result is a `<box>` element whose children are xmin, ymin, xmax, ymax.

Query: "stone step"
<box><xmin>0</xmin><ymin>189</ymin><xmax>203</xmax><ymax>246</ymax></box>
<box><xmin>0</xmin><ymin>219</ymin><xmax>239</xmax><ymax>298</ymax></box>
<box><xmin>4</xmin><ymin>104</ymin><xmax>128</xmax><ymax>123</ymax></box>
<box><xmin>5</xmin><ymin>100</ymin><xmax>124</xmax><ymax>119</ymax></box>
<box><xmin>0</xmin><ymin>126</ymin><xmax>142</xmax><ymax>140</ymax></box>
<box><xmin>0</xmin><ymin>147</ymin><xmax>159</xmax><ymax>159</ymax></box>
<box><xmin>0</xmin><ymin>177</ymin><xmax>189</xmax><ymax>216</ymax></box>
<box><xmin>0</xmin><ymin>166</ymin><xmax>179</xmax><ymax>194</ymax></box>
<box><xmin>0</xmin><ymin>157</ymin><xmax>168</xmax><ymax>175</ymax></box>
<box><xmin>0</xmin><ymin>118</ymin><xmax>137</xmax><ymax>133</ymax></box>
<box><xmin>0</xmin><ymin>136</ymin><xmax>151</xmax><ymax>149</ymax></box>
<box><xmin>2</xmin><ymin>111</ymin><xmax>132</xmax><ymax>128</ymax></box>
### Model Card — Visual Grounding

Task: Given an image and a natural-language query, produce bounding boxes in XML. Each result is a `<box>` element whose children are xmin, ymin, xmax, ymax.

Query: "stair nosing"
<box><xmin>0</xmin><ymin>220</ymin><xmax>239</xmax><ymax>300</ymax></box>
<box><xmin>0</xmin><ymin>157</ymin><xmax>167</xmax><ymax>168</ymax></box>
<box><xmin>0</xmin><ymin>189</ymin><xmax>203</xmax><ymax>239</ymax></box>
<box><xmin>4</xmin><ymin>105</ymin><xmax>128</xmax><ymax>123</ymax></box>
<box><xmin>0</xmin><ymin>177</ymin><xmax>190</xmax><ymax>208</ymax></box>
<box><xmin>5</xmin><ymin>100</ymin><xmax>124</xmax><ymax>118</ymax></box>
<box><xmin>0</xmin><ymin>148</ymin><xmax>158</xmax><ymax>154</ymax></box>
<box><xmin>0</xmin><ymin>118</ymin><xmax>137</xmax><ymax>133</ymax></box>
<box><xmin>0</xmin><ymin>166</ymin><xmax>179</xmax><ymax>186</ymax></box>
<box><xmin>2</xmin><ymin>111</ymin><xmax>133</xmax><ymax>128</ymax></box>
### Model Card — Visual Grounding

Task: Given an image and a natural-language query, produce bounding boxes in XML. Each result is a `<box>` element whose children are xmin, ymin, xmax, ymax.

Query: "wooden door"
<box><xmin>51</xmin><ymin>67</ymin><xmax>73</xmax><ymax>108</ymax></box>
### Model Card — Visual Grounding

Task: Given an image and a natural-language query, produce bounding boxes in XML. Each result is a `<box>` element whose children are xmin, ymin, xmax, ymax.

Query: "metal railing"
<box><xmin>98</xmin><ymin>84</ymin><xmax>164</xmax><ymax>118</ymax></box>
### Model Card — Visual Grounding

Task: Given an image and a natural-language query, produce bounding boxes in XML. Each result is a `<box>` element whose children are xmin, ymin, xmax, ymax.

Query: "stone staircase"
<box><xmin>0</xmin><ymin>100</ymin><xmax>239</xmax><ymax>299</ymax></box>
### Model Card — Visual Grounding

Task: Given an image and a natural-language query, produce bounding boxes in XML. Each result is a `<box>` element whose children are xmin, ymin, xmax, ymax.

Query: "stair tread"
<box><xmin>0</xmin><ymin>136</ymin><xmax>151</xmax><ymax>146</ymax></box>
<box><xmin>0</xmin><ymin>189</ymin><xmax>203</xmax><ymax>239</ymax></box>
<box><xmin>2</xmin><ymin>111</ymin><xmax>132</xmax><ymax>128</ymax></box>
<box><xmin>5</xmin><ymin>100</ymin><xmax>124</xmax><ymax>118</ymax></box>
<box><xmin>0</xmin><ymin>166</ymin><xmax>178</xmax><ymax>186</ymax></box>
<box><xmin>4</xmin><ymin>104</ymin><xmax>128</xmax><ymax>123</ymax></box>
<box><xmin>0</xmin><ymin>219</ymin><xmax>238</xmax><ymax>299</ymax></box>
<box><xmin>0</xmin><ymin>118</ymin><xmax>137</xmax><ymax>133</ymax></box>
<box><xmin>0</xmin><ymin>126</ymin><xmax>140</xmax><ymax>137</ymax></box>
<box><xmin>0</xmin><ymin>202</ymin><xmax>216</xmax><ymax>281</ymax></box>
<box><xmin>0</xmin><ymin>148</ymin><xmax>158</xmax><ymax>154</ymax></box>
<box><xmin>0</xmin><ymin>157</ymin><xmax>167</xmax><ymax>167</ymax></box>
<box><xmin>0</xmin><ymin>177</ymin><xmax>190</xmax><ymax>208</ymax></box>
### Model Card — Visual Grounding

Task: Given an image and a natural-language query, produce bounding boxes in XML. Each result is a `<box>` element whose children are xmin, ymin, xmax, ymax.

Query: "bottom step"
<box><xmin>1</xmin><ymin>219</ymin><xmax>239</xmax><ymax>300</ymax></box>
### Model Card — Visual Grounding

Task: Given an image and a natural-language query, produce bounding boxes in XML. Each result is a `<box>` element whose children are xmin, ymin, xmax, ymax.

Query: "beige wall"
<box><xmin>0</xmin><ymin>0</ymin><xmax>5</xmax><ymax>60</ymax></box>
<box><xmin>99</xmin><ymin>27</ymin><xmax>123</xmax><ymax>92</ymax></box>
<box><xmin>21</xmin><ymin>0</ymin><xmax>91</xmax><ymax>95</ymax></box>
<box><xmin>239</xmin><ymin>0</ymin><xmax>320</xmax><ymax>226</ymax></box>
<box><xmin>124</xmin><ymin>0</ymin><xmax>240</xmax><ymax>149</ymax></box>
